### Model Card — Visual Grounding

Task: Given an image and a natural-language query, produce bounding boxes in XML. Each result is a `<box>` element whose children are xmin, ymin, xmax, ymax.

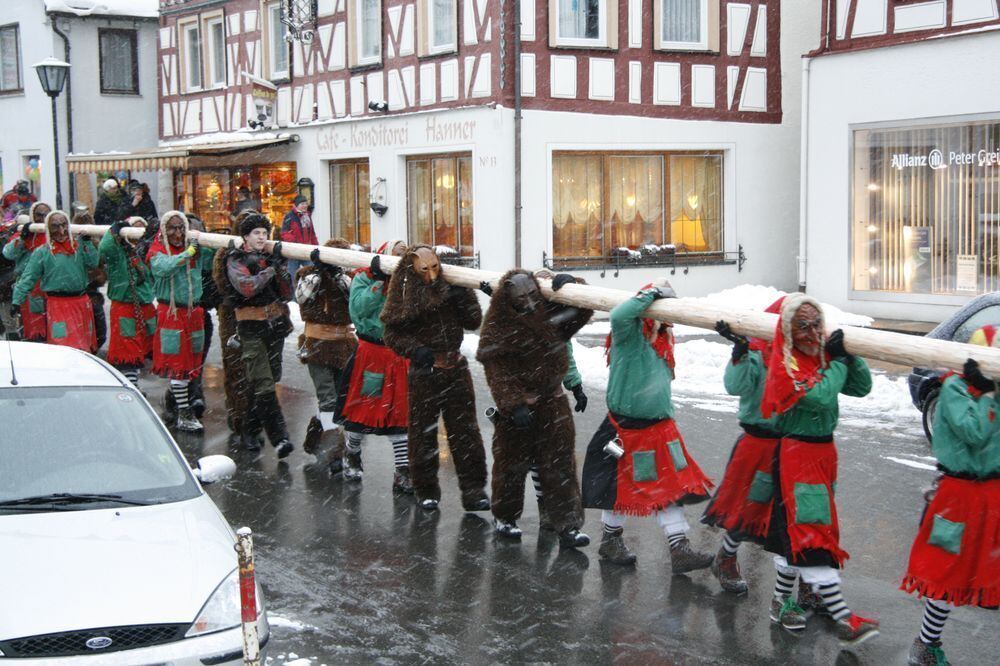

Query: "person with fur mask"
<box><xmin>11</xmin><ymin>209</ymin><xmax>99</xmax><ymax>351</ymax></box>
<box><xmin>759</xmin><ymin>293</ymin><xmax>877</xmax><ymax>644</ymax></box>
<box><xmin>477</xmin><ymin>269</ymin><xmax>592</xmax><ymax>547</ymax></box>
<box><xmin>3</xmin><ymin>201</ymin><xmax>52</xmax><ymax>341</ymax></box>
<box><xmin>381</xmin><ymin>244</ymin><xmax>488</xmax><ymax>511</ymax></box>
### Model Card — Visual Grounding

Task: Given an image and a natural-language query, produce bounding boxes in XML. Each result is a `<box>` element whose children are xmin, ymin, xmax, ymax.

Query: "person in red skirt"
<box><xmin>3</xmin><ymin>201</ymin><xmax>51</xmax><ymax>341</ymax></box>
<box><xmin>759</xmin><ymin>293</ymin><xmax>877</xmax><ymax>645</ymax></box>
<box><xmin>581</xmin><ymin>279</ymin><xmax>715</xmax><ymax>570</ymax></box>
<box><xmin>11</xmin><ymin>210</ymin><xmax>98</xmax><ymax>352</ymax></box>
<box><xmin>100</xmin><ymin>216</ymin><xmax>156</xmax><ymax>388</ymax></box>
<box><xmin>335</xmin><ymin>240</ymin><xmax>412</xmax><ymax>490</ymax></box>
<box><xmin>148</xmin><ymin>211</ymin><xmax>208</xmax><ymax>433</ymax></box>
<box><xmin>900</xmin><ymin>325</ymin><xmax>999</xmax><ymax>665</ymax></box>
<box><xmin>702</xmin><ymin>297</ymin><xmax>785</xmax><ymax>595</ymax></box>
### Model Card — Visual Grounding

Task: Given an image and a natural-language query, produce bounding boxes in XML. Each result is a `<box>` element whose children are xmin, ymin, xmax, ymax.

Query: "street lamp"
<box><xmin>33</xmin><ymin>57</ymin><xmax>70</xmax><ymax>210</ymax></box>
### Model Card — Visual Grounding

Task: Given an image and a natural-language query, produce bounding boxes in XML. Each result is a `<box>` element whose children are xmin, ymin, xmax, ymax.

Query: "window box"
<box><xmin>654</xmin><ymin>0</ymin><xmax>720</xmax><ymax>53</ymax></box>
<box><xmin>549</xmin><ymin>0</ymin><xmax>618</xmax><ymax>50</ymax></box>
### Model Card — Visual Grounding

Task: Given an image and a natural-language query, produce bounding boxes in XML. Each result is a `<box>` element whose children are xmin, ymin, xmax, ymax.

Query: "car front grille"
<box><xmin>0</xmin><ymin>623</ymin><xmax>188</xmax><ymax>657</ymax></box>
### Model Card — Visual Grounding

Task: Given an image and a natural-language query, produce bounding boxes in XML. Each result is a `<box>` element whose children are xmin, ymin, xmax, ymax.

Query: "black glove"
<box><xmin>824</xmin><ymin>329</ymin><xmax>852</xmax><ymax>362</ymax></box>
<box><xmin>370</xmin><ymin>254</ymin><xmax>389</xmax><ymax>281</ymax></box>
<box><xmin>649</xmin><ymin>285</ymin><xmax>676</xmax><ymax>300</ymax></box>
<box><xmin>109</xmin><ymin>219</ymin><xmax>127</xmax><ymax>237</ymax></box>
<box><xmin>479</xmin><ymin>280</ymin><xmax>493</xmax><ymax>296</ymax></box>
<box><xmin>270</xmin><ymin>241</ymin><xmax>283</xmax><ymax>260</ymax></box>
<box><xmin>227</xmin><ymin>238</ymin><xmax>237</xmax><ymax>250</ymax></box>
<box><xmin>18</xmin><ymin>220</ymin><xmax>34</xmax><ymax>239</ymax></box>
<box><xmin>571</xmin><ymin>384</ymin><xmax>588</xmax><ymax>413</ymax></box>
<box><xmin>310</xmin><ymin>248</ymin><xmax>322</xmax><ymax>265</ymax></box>
<box><xmin>142</xmin><ymin>219</ymin><xmax>159</xmax><ymax>241</ymax></box>
<box><xmin>446</xmin><ymin>284</ymin><xmax>466</xmax><ymax>301</ymax></box>
<box><xmin>552</xmin><ymin>273</ymin><xmax>577</xmax><ymax>291</ymax></box>
<box><xmin>412</xmin><ymin>346</ymin><xmax>435</xmax><ymax>369</ymax></box>
<box><xmin>10</xmin><ymin>303</ymin><xmax>20</xmax><ymax>319</ymax></box>
<box><xmin>512</xmin><ymin>405</ymin><xmax>533</xmax><ymax>429</ymax></box>
<box><xmin>963</xmin><ymin>358</ymin><xmax>995</xmax><ymax>394</ymax></box>
<box><xmin>715</xmin><ymin>320</ymin><xmax>750</xmax><ymax>361</ymax></box>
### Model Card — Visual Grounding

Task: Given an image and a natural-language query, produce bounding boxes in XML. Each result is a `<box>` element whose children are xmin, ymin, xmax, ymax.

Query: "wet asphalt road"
<box><xmin>156</xmin><ymin>335</ymin><xmax>998</xmax><ymax>665</ymax></box>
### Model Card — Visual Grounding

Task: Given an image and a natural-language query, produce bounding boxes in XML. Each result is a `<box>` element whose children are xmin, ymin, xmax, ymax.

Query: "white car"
<box><xmin>0</xmin><ymin>342</ymin><xmax>269</xmax><ymax>664</ymax></box>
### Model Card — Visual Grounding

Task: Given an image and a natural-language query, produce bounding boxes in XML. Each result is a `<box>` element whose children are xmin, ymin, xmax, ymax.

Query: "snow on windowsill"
<box><xmin>44</xmin><ymin>0</ymin><xmax>159</xmax><ymax>19</ymax></box>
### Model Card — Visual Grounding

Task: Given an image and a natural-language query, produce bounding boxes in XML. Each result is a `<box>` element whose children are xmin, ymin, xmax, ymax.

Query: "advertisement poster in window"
<box><xmin>956</xmin><ymin>255</ymin><xmax>978</xmax><ymax>293</ymax></box>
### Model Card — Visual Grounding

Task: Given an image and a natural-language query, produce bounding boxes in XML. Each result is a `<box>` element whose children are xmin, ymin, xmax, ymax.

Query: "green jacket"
<box><xmin>723</xmin><ymin>349</ymin><xmax>778</xmax><ymax>430</ymax></box>
<box><xmin>12</xmin><ymin>242</ymin><xmax>99</xmax><ymax>305</ymax></box>
<box><xmin>776</xmin><ymin>356</ymin><xmax>872</xmax><ymax>437</ymax></box>
<box><xmin>99</xmin><ymin>231</ymin><xmax>153</xmax><ymax>304</ymax></box>
<box><xmin>149</xmin><ymin>247</ymin><xmax>206</xmax><ymax>307</ymax></box>
<box><xmin>563</xmin><ymin>341</ymin><xmax>582</xmax><ymax>390</ymax></box>
<box><xmin>932</xmin><ymin>374</ymin><xmax>1000</xmax><ymax>477</ymax></box>
<box><xmin>3</xmin><ymin>237</ymin><xmax>32</xmax><ymax>275</ymax></box>
<box><xmin>349</xmin><ymin>269</ymin><xmax>387</xmax><ymax>340</ymax></box>
<box><xmin>606</xmin><ymin>289</ymin><xmax>673</xmax><ymax>420</ymax></box>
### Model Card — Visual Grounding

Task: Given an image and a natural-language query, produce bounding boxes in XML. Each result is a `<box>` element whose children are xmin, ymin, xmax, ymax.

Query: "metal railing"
<box><xmin>543</xmin><ymin>245</ymin><xmax>746</xmax><ymax>278</ymax></box>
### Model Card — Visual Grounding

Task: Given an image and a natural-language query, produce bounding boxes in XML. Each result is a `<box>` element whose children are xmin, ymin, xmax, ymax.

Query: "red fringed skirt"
<box><xmin>151</xmin><ymin>303</ymin><xmax>205</xmax><ymax>380</ymax></box>
<box><xmin>20</xmin><ymin>283</ymin><xmax>46</xmax><ymax>341</ymax></box>
<box><xmin>340</xmin><ymin>338</ymin><xmax>409</xmax><ymax>430</ymax></box>
<box><xmin>107</xmin><ymin>300</ymin><xmax>156</xmax><ymax>366</ymax></box>
<box><xmin>45</xmin><ymin>294</ymin><xmax>95</xmax><ymax>352</ymax></box>
<box><xmin>702</xmin><ymin>429</ymin><xmax>779</xmax><ymax>539</ymax></box>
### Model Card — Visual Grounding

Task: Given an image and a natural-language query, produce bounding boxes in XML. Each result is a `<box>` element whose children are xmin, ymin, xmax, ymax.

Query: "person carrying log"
<box><xmin>3</xmin><ymin>202</ymin><xmax>52</xmax><ymax>341</ymax></box>
<box><xmin>335</xmin><ymin>240</ymin><xmax>412</xmax><ymax>489</ymax></box>
<box><xmin>900</xmin><ymin>325</ymin><xmax>1000</xmax><ymax>666</ymax></box>
<box><xmin>222</xmin><ymin>213</ymin><xmax>295</xmax><ymax>458</ymax></box>
<box><xmin>759</xmin><ymin>293</ymin><xmax>877</xmax><ymax>645</ymax></box>
<box><xmin>581</xmin><ymin>278</ymin><xmax>715</xmax><ymax>570</ymax></box>
<box><xmin>701</xmin><ymin>298</ymin><xmax>785</xmax><ymax>595</ymax></box>
<box><xmin>11</xmin><ymin>209</ymin><xmax>98</xmax><ymax>352</ymax></box>
<box><xmin>477</xmin><ymin>270</ymin><xmax>592</xmax><ymax>548</ymax></box>
<box><xmin>381</xmin><ymin>244</ymin><xmax>488</xmax><ymax>511</ymax></box>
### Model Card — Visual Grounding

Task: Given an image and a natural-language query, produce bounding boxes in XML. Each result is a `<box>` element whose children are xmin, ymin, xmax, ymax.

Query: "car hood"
<box><xmin>0</xmin><ymin>495</ymin><xmax>236</xmax><ymax>640</ymax></box>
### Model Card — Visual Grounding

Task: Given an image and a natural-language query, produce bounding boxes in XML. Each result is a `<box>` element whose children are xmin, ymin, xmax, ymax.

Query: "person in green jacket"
<box><xmin>581</xmin><ymin>278</ymin><xmax>714</xmax><ymax>570</ymax></box>
<box><xmin>758</xmin><ymin>293</ymin><xmax>877</xmax><ymax>645</ymax></box>
<box><xmin>11</xmin><ymin>210</ymin><xmax>98</xmax><ymax>352</ymax></box>
<box><xmin>100</xmin><ymin>216</ymin><xmax>156</xmax><ymax>387</ymax></box>
<box><xmin>4</xmin><ymin>201</ymin><xmax>51</xmax><ymax>341</ymax></box>
<box><xmin>901</xmin><ymin>325</ymin><xmax>1000</xmax><ymax>666</ymax></box>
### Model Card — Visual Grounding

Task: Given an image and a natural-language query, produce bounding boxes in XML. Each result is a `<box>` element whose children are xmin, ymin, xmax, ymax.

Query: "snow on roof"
<box><xmin>158</xmin><ymin>131</ymin><xmax>293</xmax><ymax>148</ymax></box>
<box><xmin>44</xmin><ymin>0</ymin><xmax>159</xmax><ymax>19</ymax></box>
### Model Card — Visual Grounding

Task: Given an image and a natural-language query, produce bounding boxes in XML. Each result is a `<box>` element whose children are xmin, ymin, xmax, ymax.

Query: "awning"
<box><xmin>66</xmin><ymin>135</ymin><xmax>296</xmax><ymax>173</ymax></box>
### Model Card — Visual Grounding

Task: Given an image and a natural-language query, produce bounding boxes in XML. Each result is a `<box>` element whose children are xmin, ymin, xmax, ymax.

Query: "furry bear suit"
<box><xmin>380</xmin><ymin>245</ymin><xmax>488</xmax><ymax>509</ymax></box>
<box><xmin>476</xmin><ymin>270</ymin><xmax>593</xmax><ymax>534</ymax></box>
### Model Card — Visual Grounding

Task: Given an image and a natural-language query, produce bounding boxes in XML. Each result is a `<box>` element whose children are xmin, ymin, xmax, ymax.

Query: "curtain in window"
<box><xmin>669</xmin><ymin>155</ymin><xmax>721</xmax><ymax>252</ymax></box>
<box><xmin>0</xmin><ymin>27</ymin><xmax>20</xmax><ymax>91</ymax></box>
<box><xmin>361</xmin><ymin>0</ymin><xmax>380</xmax><ymax>59</ymax></box>
<box><xmin>407</xmin><ymin>156</ymin><xmax>474</xmax><ymax>256</ymax></box>
<box><xmin>211</xmin><ymin>22</ymin><xmax>225</xmax><ymax>84</ymax></box>
<box><xmin>553</xmin><ymin>155</ymin><xmax>603</xmax><ymax>257</ymax></box>
<box><xmin>458</xmin><ymin>157</ymin><xmax>473</xmax><ymax>256</ymax></box>
<box><xmin>270</xmin><ymin>5</ymin><xmax>288</xmax><ymax>73</ymax></box>
<box><xmin>663</xmin><ymin>0</ymin><xmax>702</xmax><ymax>43</ymax></box>
<box><xmin>101</xmin><ymin>32</ymin><xmax>133</xmax><ymax>92</ymax></box>
<box><xmin>559</xmin><ymin>0</ymin><xmax>601</xmax><ymax>40</ymax></box>
<box><xmin>332</xmin><ymin>163</ymin><xmax>359</xmax><ymax>243</ymax></box>
<box><xmin>187</xmin><ymin>27</ymin><xmax>202</xmax><ymax>88</ymax></box>
<box><xmin>432</xmin><ymin>0</ymin><xmax>455</xmax><ymax>48</ymax></box>
<box><xmin>607</xmin><ymin>156</ymin><xmax>664</xmax><ymax>249</ymax></box>
<box><xmin>432</xmin><ymin>158</ymin><xmax>457</xmax><ymax>249</ymax></box>
<box><xmin>408</xmin><ymin>160</ymin><xmax>433</xmax><ymax>247</ymax></box>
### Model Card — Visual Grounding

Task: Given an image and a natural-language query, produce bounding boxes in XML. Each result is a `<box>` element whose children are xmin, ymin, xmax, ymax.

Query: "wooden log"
<box><xmin>47</xmin><ymin>222</ymin><xmax>1000</xmax><ymax>377</ymax></box>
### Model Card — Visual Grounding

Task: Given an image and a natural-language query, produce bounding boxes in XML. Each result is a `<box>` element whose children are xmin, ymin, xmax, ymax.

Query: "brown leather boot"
<box><xmin>669</xmin><ymin>537</ymin><xmax>714</xmax><ymax>574</ymax></box>
<box><xmin>302</xmin><ymin>417</ymin><xmax>323</xmax><ymax>455</ymax></box>
<box><xmin>711</xmin><ymin>548</ymin><xmax>749</xmax><ymax>594</ymax></box>
<box><xmin>598</xmin><ymin>527</ymin><xmax>637</xmax><ymax>565</ymax></box>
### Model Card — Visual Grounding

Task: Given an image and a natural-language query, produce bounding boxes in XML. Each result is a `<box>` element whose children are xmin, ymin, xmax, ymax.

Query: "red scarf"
<box><xmin>49</xmin><ymin>239</ymin><xmax>76</xmax><ymax>256</ymax></box>
<box><xmin>749</xmin><ymin>296</ymin><xmax>786</xmax><ymax>367</ymax></box>
<box><xmin>759</xmin><ymin>300</ymin><xmax>825</xmax><ymax>418</ymax></box>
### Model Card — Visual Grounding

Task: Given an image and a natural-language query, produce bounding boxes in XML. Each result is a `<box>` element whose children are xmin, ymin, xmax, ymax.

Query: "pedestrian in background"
<box><xmin>94</xmin><ymin>179</ymin><xmax>125</xmax><ymax>227</ymax></box>
<box><xmin>281</xmin><ymin>194</ymin><xmax>318</xmax><ymax>283</ymax></box>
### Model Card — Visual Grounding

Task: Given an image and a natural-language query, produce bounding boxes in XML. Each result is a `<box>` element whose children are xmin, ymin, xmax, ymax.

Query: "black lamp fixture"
<box><xmin>33</xmin><ymin>57</ymin><xmax>70</xmax><ymax>210</ymax></box>
<box><xmin>367</xmin><ymin>100</ymin><xmax>389</xmax><ymax>113</ymax></box>
<box><xmin>296</xmin><ymin>177</ymin><xmax>315</xmax><ymax>209</ymax></box>
<box><xmin>369</xmin><ymin>177</ymin><xmax>388</xmax><ymax>216</ymax></box>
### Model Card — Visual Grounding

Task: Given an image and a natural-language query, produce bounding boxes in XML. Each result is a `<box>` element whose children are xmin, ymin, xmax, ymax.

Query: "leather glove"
<box><xmin>552</xmin><ymin>273</ymin><xmax>577</xmax><ymax>291</ymax></box>
<box><xmin>715</xmin><ymin>320</ymin><xmax>750</xmax><ymax>362</ymax></box>
<box><xmin>270</xmin><ymin>241</ymin><xmax>283</xmax><ymax>260</ymax></box>
<box><xmin>479</xmin><ymin>280</ymin><xmax>493</xmax><ymax>296</ymax></box>
<box><xmin>109</xmin><ymin>219</ymin><xmax>127</xmax><ymax>237</ymax></box>
<box><xmin>571</xmin><ymin>384</ymin><xmax>588</xmax><ymax>413</ymax></box>
<box><xmin>649</xmin><ymin>285</ymin><xmax>676</xmax><ymax>300</ymax></box>
<box><xmin>412</xmin><ymin>346</ymin><xmax>435</xmax><ymax>369</ymax></box>
<box><xmin>512</xmin><ymin>405</ymin><xmax>533</xmax><ymax>429</ymax></box>
<box><xmin>18</xmin><ymin>220</ymin><xmax>34</xmax><ymax>239</ymax></box>
<box><xmin>227</xmin><ymin>238</ymin><xmax>237</xmax><ymax>250</ymax></box>
<box><xmin>310</xmin><ymin>248</ymin><xmax>322</xmax><ymax>265</ymax></box>
<box><xmin>370</xmin><ymin>254</ymin><xmax>389</xmax><ymax>282</ymax></box>
<box><xmin>824</xmin><ymin>329</ymin><xmax>852</xmax><ymax>363</ymax></box>
<box><xmin>963</xmin><ymin>358</ymin><xmax>995</xmax><ymax>394</ymax></box>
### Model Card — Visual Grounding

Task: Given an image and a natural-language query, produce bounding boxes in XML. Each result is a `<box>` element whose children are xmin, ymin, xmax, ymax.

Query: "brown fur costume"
<box><xmin>476</xmin><ymin>270</ymin><xmax>593</xmax><ymax>532</ymax></box>
<box><xmin>381</xmin><ymin>245</ymin><xmax>487</xmax><ymax>506</ymax></box>
<box><xmin>295</xmin><ymin>238</ymin><xmax>357</xmax><ymax>367</ymax></box>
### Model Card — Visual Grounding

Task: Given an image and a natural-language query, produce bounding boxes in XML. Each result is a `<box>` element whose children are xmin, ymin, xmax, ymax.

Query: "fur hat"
<box><xmin>238</xmin><ymin>213</ymin><xmax>271</xmax><ymax>238</ymax></box>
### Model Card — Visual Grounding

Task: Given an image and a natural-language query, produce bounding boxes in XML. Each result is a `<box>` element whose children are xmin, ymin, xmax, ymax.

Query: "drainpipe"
<box><xmin>49</xmin><ymin>14</ymin><xmax>75</xmax><ymax>206</ymax></box>
<box><xmin>513</xmin><ymin>0</ymin><xmax>522</xmax><ymax>267</ymax></box>
<box><xmin>798</xmin><ymin>56</ymin><xmax>811</xmax><ymax>292</ymax></box>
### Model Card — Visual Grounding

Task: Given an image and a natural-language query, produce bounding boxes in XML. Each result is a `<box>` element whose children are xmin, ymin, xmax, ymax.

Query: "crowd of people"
<box><xmin>0</xmin><ymin>186</ymin><xmax>995</xmax><ymax>666</ymax></box>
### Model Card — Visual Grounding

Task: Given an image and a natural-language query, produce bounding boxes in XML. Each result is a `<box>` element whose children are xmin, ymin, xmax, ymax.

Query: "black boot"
<box><xmin>302</xmin><ymin>416</ymin><xmax>323</xmax><ymax>455</ymax></box>
<box><xmin>162</xmin><ymin>387</ymin><xmax>178</xmax><ymax>426</ymax></box>
<box><xmin>258</xmin><ymin>392</ymin><xmax>294</xmax><ymax>459</ymax></box>
<box><xmin>241</xmin><ymin>409</ymin><xmax>263</xmax><ymax>452</ymax></box>
<box><xmin>189</xmin><ymin>377</ymin><xmax>206</xmax><ymax>418</ymax></box>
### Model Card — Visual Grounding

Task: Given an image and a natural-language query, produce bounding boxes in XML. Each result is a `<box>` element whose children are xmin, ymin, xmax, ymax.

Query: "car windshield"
<box><xmin>0</xmin><ymin>387</ymin><xmax>201</xmax><ymax>511</ymax></box>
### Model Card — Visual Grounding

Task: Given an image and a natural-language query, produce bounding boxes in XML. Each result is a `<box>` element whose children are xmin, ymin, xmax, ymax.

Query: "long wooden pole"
<box><xmin>48</xmin><ymin>222</ymin><xmax>1000</xmax><ymax>377</ymax></box>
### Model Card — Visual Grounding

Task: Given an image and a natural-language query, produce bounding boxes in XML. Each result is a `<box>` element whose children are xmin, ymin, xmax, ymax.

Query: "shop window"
<box><xmin>21</xmin><ymin>154</ymin><xmax>40</xmax><ymax>198</ymax></box>
<box><xmin>655</xmin><ymin>0</ymin><xmax>719</xmax><ymax>52</ymax></box>
<box><xmin>852</xmin><ymin>120</ymin><xmax>1000</xmax><ymax>297</ymax></box>
<box><xmin>330</xmin><ymin>160</ymin><xmax>371</xmax><ymax>246</ymax></box>
<box><xmin>0</xmin><ymin>24</ymin><xmax>22</xmax><ymax>93</ymax></box>
<box><xmin>407</xmin><ymin>154</ymin><xmax>474</xmax><ymax>257</ymax></box>
<box><xmin>98</xmin><ymin>28</ymin><xmax>138</xmax><ymax>95</ymax></box>
<box><xmin>349</xmin><ymin>0</ymin><xmax>382</xmax><ymax>68</ymax></box>
<box><xmin>179</xmin><ymin>20</ymin><xmax>202</xmax><ymax>92</ymax></box>
<box><xmin>551</xmin><ymin>151</ymin><xmax>723</xmax><ymax>265</ymax></box>
<box><xmin>266</xmin><ymin>2</ymin><xmax>290</xmax><ymax>80</ymax></box>
<box><xmin>205</xmin><ymin>17</ymin><xmax>226</xmax><ymax>88</ymax></box>
<box><xmin>174</xmin><ymin>164</ymin><xmax>297</xmax><ymax>233</ymax></box>
<box><xmin>419</xmin><ymin>0</ymin><xmax>457</xmax><ymax>56</ymax></box>
<box><xmin>551</xmin><ymin>0</ymin><xmax>617</xmax><ymax>49</ymax></box>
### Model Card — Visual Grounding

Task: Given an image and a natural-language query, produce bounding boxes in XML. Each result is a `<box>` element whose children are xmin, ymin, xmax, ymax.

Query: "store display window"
<box><xmin>173</xmin><ymin>163</ymin><xmax>297</xmax><ymax>233</ymax></box>
<box><xmin>406</xmin><ymin>153</ymin><xmax>474</xmax><ymax>257</ymax></box>
<box><xmin>329</xmin><ymin>159</ymin><xmax>371</xmax><ymax>247</ymax></box>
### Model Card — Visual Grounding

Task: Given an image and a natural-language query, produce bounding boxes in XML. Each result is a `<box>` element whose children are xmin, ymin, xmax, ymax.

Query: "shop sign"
<box><xmin>891</xmin><ymin>148</ymin><xmax>1000</xmax><ymax>171</ymax></box>
<box><xmin>315</xmin><ymin>116</ymin><xmax>479</xmax><ymax>153</ymax></box>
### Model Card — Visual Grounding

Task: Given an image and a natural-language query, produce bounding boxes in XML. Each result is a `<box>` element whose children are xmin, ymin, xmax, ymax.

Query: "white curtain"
<box><xmin>432</xmin><ymin>0</ymin><xmax>455</xmax><ymax>48</ymax></box>
<box><xmin>559</xmin><ymin>0</ymin><xmax>600</xmax><ymax>40</ymax></box>
<box><xmin>663</xmin><ymin>0</ymin><xmax>702</xmax><ymax>43</ymax></box>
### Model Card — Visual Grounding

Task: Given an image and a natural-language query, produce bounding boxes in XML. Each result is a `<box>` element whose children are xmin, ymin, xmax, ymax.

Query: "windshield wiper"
<box><xmin>0</xmin><ymin>493</ymin><xmax>151</xmax><ymax>508</ymax></box>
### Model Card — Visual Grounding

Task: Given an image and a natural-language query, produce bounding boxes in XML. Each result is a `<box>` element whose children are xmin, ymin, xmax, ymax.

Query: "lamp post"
<box><xmin>33</xmin><ymin>57</ymin><xmax>70</xmax><ymax>210</ymax></box>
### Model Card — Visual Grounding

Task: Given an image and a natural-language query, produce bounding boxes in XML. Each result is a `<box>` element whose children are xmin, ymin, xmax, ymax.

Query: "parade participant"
<box><xmin>900</xmin><ymin>327</ymin><xmax>999</xmax><ymax>666</ymax></box>
<box><xmin>73</xmin><ymin>211</ymin><xmax>108</xmax><ymax>351</ymax></box>
<box><xmin>381</xmin><ymin>244</ymin><xmax>488</xmax><ymax>511</ymax></box>
<box><xmin>759</xmin><ymin>294</ymin><xmax>876</xmax><ymax>644</ymax></box>
<box><xmin>295</xmin><ymin>239</ymin><xmax>357</xmax><ymax>467</ymax></box>
<box><xmin>0</xmin><ymin>180</ymin><xmax>36</xmax><ymax>219</ymax></box>
<box><xmin>701</xmin><ymin>299</ymin><xmax>784</xmax><ymax>595</ymax></box>
<box><xmin>581</xmin><ymin>279</ymin><xmax>714</xmax><ymax>570</ymax></box>
<box><xmin>477</xmin><ymin>270</ymin><xmax>592</xmax><ymax>547</ymax></box>
<box><xmin>100</xmin><ymin>216</ymin><xmax>156</xmax><ymax>387</ymax></box>
<box><xmin>185</xmin><ymin>214</ymin><xmax>216</xmax><ymax>417</ymax></box>
<box><xmin>3</xmin><ymin>202</ymin><xmax>51</xmax><ymax>341</ymax></box>
<box><xmin>0</xmin><ymin>214</ymin><xmax>23</xmax><ymax>338</ymax></box>
<box><xmin>11</xmin><ymin>210</ymin><xmax>98</xmax><ymax>352</ymax></box>
<box><xmin>223</xmin><ymin>213</ymin><xmax>295</xmax><ymax>457</ymax></box>
<box><xmin>148</xmin><ymin>210</ymin><xmax>207</xmax><ymax>433</ymax></box>
<box><xmin>336</xmin><ymin>240</ymin><xmax>411</xmax><ymax>488</ymax></box>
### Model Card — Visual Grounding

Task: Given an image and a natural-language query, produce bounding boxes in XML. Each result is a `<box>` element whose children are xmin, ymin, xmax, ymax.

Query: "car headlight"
<box><xmin>185</xmin><ymin>568</ymin><xmax>266</xmax><ymax>638</ymax></box>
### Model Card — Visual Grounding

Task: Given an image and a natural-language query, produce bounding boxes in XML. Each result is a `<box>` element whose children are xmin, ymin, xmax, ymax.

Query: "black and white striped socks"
<box><xmin>170</xmin><ymin>380</ymin><xmax>189</xmax><ymax>410</ymax></box>
<box><xmin>121</xmin><ymin>368</ymin><xmax>139</xmax><ymax>387</ymax></box>
<box><xmin>817</xmin><ymin>582</ymin><xmax>851</xmax><ymax>621</ymax></box>
<box><xmin>919</xmin><ymin>598</ymin><xmax>951</xmax><ymax>644</ymax></box>
<box><xmin>666</xmin><ymin>532</ymin><xmax>686</xmax><ymax>548</ymax></box>
<box><xmin>721</xmin><ymin>532</ymin><xmax>741</xmax><ymax>557</ymax></box>
<box><xmin>389</xmin><ymin>434</ymin><xmax>408</xmax><ymax>470</ymax></box>
<box><xmin>345</xmin><ymin>430</ymin><xmax>363</xmax><ymax>455</ymax></box>
<box><xmin>773</xmin><ymin>568</ymin><xmax>797</xmax><ymax>598</ymax></box>
<box><xmin>529</xmin><ymin>465</ymin><xmax>543</xmax><ymax>500</ymax></box>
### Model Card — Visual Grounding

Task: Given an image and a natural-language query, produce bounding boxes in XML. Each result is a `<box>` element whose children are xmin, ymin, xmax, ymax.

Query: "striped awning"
<box><xmin>66</xmin><ymin>136</ymin><xmax>295</xmax><ymax>173</ymax></box>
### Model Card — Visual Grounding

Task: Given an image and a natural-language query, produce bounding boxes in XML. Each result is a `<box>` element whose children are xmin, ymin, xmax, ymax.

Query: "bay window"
<box><xmin>407</xmin><ymin>154</ymin><xmax>474</xmax><ymax>257</ymax></box>
<box><xmin>330</xmin><ymin>160</ymin><xmax>372</xmax><ymax>247</ymax></box>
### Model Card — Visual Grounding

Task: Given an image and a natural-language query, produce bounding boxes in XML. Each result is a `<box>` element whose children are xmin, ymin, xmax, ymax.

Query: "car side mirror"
<box><xmin>194</xmin><ymin>455</ymin><xmax>236</xmax><ymax>484</ymax></box>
